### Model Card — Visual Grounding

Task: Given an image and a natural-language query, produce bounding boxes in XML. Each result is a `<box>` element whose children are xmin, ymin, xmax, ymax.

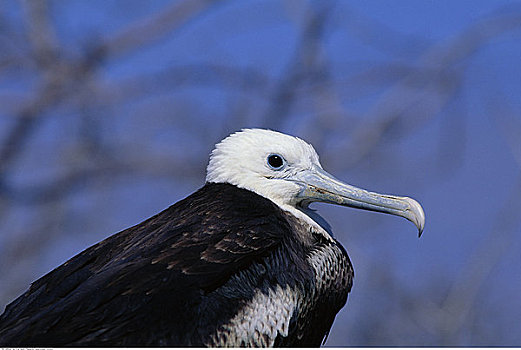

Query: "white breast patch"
<box><xmin>208</xmin><ymin>285</ymin><xmax>300</xmax><ymax>347</ymax></box>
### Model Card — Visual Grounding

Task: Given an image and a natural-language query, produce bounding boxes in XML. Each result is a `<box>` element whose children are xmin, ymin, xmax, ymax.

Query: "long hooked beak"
<box><xmin>292</xmin><ymin>167</ymin><xmax>425</xmax><ymax>236</ymax></box>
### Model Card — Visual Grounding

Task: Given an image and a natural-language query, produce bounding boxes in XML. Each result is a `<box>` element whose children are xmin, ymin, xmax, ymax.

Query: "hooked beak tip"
<box><xmin>403</xmin><ymin>197</ymin><xmax>425</xmax><ymax>237</ymax></box>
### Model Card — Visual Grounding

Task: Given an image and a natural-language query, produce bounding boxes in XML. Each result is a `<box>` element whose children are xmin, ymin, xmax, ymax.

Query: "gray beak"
<box><xmin>293</xmin><ymin>167</ymin><xmax>425</xmax><ymax>236</ymax></box>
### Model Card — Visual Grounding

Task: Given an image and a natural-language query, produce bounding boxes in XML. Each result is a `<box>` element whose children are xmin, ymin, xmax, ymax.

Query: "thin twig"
<box><xmin>98</xmin><ymin>0</ymin><xmax>218</xmax><ymax>59</ymax></box>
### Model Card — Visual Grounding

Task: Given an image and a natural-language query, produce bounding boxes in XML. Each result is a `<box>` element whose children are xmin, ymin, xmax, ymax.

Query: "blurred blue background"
<box><xmin>1</xmin><ymin>0</ymin><xmax>520</xmax><ymax>346</ymax></box>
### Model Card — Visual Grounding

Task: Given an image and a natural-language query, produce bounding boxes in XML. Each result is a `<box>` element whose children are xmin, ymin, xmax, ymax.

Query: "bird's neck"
<box><xmin>278</xmin><ymin>204</ymin><xmax>335</xmax><ymax>242</ymax></box>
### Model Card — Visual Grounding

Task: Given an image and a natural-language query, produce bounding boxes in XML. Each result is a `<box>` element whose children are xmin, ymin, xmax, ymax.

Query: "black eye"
<box><xmin>267</xmin><ymin>154</ymin><xmax>284</xmax><ymax>169</ymax></box>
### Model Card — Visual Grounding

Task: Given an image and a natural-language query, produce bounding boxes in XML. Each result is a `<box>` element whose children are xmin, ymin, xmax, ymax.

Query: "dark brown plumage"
<box><xmin>0</xmin><ymin>183</ymin><xmax>352</xmax><ymax>347</ymax></box>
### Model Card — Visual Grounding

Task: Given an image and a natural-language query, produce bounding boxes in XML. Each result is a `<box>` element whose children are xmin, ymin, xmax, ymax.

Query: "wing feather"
<box><xmin>0</xmin><ymin>183</ymin><xmax>294</xmax><ymax>346</ymax></box>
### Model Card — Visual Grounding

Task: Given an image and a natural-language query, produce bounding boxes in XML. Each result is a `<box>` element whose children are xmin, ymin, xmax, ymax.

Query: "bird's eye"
<box><xmin>267</xmin><ymin>154</ymin><xmax>285</xmax><ymax>170</ymax></box>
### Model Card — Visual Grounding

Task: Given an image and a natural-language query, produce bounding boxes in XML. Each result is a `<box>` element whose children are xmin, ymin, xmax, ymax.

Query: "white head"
<box><xmin>207</xmin><ymin>129</ymin><xmax>321</xmax><ymax>208</ymax></box>
<box><xmin>206</xmin><ymin>129</ymin><xmax>425</xmax><ymax>235</ymax></box>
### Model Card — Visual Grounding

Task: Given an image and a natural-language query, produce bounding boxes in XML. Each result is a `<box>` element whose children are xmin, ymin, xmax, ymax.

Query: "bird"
<box><xmin>0</xmin><ymin>128</ymin><xmax>425</xmax><ymax>347</ymax></box>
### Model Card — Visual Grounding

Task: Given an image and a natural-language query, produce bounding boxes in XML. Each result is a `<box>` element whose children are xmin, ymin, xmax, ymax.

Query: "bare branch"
<box><xmin>98</xmin><ymin>0</ymin><xmax>218</xmax><ymax>59</ymax></box>
<box><xmin>86</xmin><ymin>63</ymin><xmax>272</xmax><ymax>108</ymax></box>
<box><xmin>337</xmin><ymin>12</ymin><xmax>521</xmax><ymax>168</ymax></box>
<box><xmin>0</xmin><ymin>2</ymin><xmax>64</xmax><ymax>174</ymax></box>
<box><xmin>0</xmin><ymin>153</ymin><xmax>204</xmax><ymax>205</ymax></box>
<box><xmin>21</xmin><ymin>0</ymin><xmax>60</xmax><ymax>67</ymax></box>
<box><xmin>263</xmin><ymin>1</ymin><xmax>335</xmax><ymax>129</ymax></box>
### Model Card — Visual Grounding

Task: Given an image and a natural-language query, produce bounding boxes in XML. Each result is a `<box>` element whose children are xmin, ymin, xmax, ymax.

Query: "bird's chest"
<box><xmin>204</xmin><ymin>238</ymin><xmax>353</xmax><ymax>347</ymax></box>
<box><xmin>307</xmin><ymin>240</ymin><xmax>353</xmax><ymax>301</ymax></box>
<box><xmin>281</xmin><ymin>240</ymin><xmax>353</xmax><ymax>346</ymax></box>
